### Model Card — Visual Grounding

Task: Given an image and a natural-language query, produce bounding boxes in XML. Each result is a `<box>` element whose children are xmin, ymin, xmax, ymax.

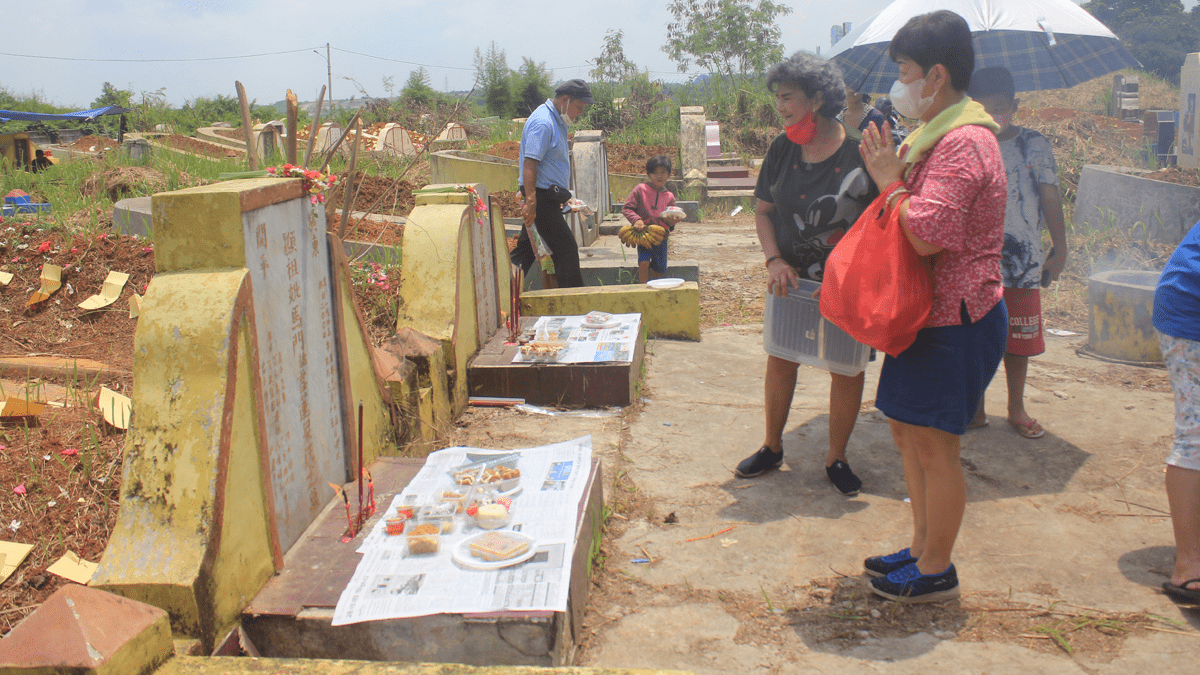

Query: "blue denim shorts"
<box><xmin>876</xmin><ymin>300</ymin><xmax>1008</xmax><ymax>435</ymax></box>
<box><xmin>637</xmin><ymin>239</ymin><xmax>669</xmax><ymax>273</ymax></box>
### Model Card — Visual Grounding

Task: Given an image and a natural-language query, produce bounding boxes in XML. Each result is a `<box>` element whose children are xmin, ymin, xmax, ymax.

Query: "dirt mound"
<box><xmin>328</xmin><ymin>213</ymin><xmax>403</xmax><ymax>246</ymax></box>
<box><xmin>81</xmin><ymin>167</ymin><xmax>168</xmax><ymax>201</ymax></box>
<box><xmin>488</xmin><ymin>140</ymin><xmax>520</xmax><ymax>161</ymax></box>
<box><xmin>1137</xmin><ymin>166</ymin><xmax>1200</xmax><ymax>188</ymax></box>
<box><xmin>341</xmin><ymin>172</ymin><xmax>416</xmax><ymax>217</ymax></box>
<box><xmin>64</xmin><ymin>135</ymin><xmax>119</xmax><ymax>152</ymax></box>
<box><xmin>155</xmin><ymin>134</ymin><xmax>244</xmax><ymax>159</ymax></box>
<box><xmin>492</xmin><ymin>190</ymin><xmax>522</xmax><ymax>218</ymax></box>
<box><xmin>211</xmin><ymin>128</ymin><xmax>244</xmax><ymax>141</ymax></box>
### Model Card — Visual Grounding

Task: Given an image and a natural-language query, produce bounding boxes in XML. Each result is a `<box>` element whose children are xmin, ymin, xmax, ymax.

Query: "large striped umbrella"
<box><xmin>830</xmin><ymin>0</ymin><xmax>1140</xmax><ymax>93</ymax></box>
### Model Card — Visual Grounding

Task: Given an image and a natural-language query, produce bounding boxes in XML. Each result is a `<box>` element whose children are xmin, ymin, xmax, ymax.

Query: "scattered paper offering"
<box><xmin>0</xmin><ymin>396</ymin><xmax>47</xmax><ymax>419</ymax></box>
<box><xmin>1047</xmin><ymin>329</ymin><xmax>1078</xmax><ymax>336</ymax></box>
<box><xmin>25</xmin><ymin>264</ymin><xmax>62</xmax><ymax>306</ymax></box>
<box><xmin>0</xmin><ymin>541</ymin><xmax>34</xmax><ymax>584</ymax></box>
<box><xmin>98</xmin><ymin>387</ymin><xmax>133</xmax><ymax>430</ymax></box>
<box><xmin>78</xmin><ymin>270</ymin><xmax>129</xmax><ymax>312</ymax></box>
<box><xmin>47</xmin><ymin>550</ymin><xmax>98</xmax><ymax>584</ymax></box>
<box><xmin>0</xmin><ymin>271</ymin><xmax>12</xmax><ymax>286</ymax></box>
<box><xmin>129</xmin><ymin>293</ymin><xmax>142</xmax><ymax>319</ymax></box>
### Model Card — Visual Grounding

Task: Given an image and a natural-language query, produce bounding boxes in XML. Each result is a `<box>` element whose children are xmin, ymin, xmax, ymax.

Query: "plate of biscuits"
<box><xmin>452</xmin><ymin>530</ymin><xmax>538</xmax><ymax>570</ymax></box>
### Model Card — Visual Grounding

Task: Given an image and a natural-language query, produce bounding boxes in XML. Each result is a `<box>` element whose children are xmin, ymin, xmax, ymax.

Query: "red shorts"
<box><xmin>1004</xmin><ymin>287</ymin><xmax>1044</xmax><ymax>356</ymax></box>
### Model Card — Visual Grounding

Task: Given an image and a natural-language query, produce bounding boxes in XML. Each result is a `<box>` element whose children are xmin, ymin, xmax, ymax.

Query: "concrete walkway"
<box><xmin>449</xmin><ymin>217</ymin><xmax>1199</xmax><ymax>674</ymax></box>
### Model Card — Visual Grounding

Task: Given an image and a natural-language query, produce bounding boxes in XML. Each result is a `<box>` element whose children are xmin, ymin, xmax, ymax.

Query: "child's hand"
<box><xmin>1042</xmin><ymin>247</ymin><xmax>1066</xmax><ymax>286</ymax></box>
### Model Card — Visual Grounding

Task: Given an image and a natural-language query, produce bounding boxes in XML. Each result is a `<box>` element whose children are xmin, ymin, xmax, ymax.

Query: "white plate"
<box><xmin>452</xmin><ymin>531</ymin><xmax>538</xmax><ymax>570</ymax></box>
<box><xmin>581</xmin><ymin>320</ymin><xmax>620</xmax><ymax>329</ymax></box>
<box><xmin>647</xmin><ymin>278</ymin><xmax>685</xmax><ymax>289</ymax></box>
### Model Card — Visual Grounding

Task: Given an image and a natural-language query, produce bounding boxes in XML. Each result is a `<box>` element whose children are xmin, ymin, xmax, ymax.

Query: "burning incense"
<box><xmin>328</xmin><ymin>481</ymin><xmax>355</xmax><ymax>538</ymax></box>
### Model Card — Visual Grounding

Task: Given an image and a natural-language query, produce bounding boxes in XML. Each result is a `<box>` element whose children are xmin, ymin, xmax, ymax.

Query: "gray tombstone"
<box><xmin>705</xmin><ymin>121</ymin><xmax>721</xmax><ymax>158</ymax></box>
<box><xmin>570</xmin><ymin>129</ymin><xmax>607</xmax><ymax>246</ymax></box>
<box><xmin>679</xmin><ymin>106</ymin><xmax>707</xmax><ymax>189</ymax></box>
<box><xmin>1179</xmin><ymin>53</ymin><xmax>1200</xmax><ymax>169</ymax></box>
<box><xmin>241</xmin><ymin>199</ymin><xmax>348</xmax><ymax>551</ymax></box>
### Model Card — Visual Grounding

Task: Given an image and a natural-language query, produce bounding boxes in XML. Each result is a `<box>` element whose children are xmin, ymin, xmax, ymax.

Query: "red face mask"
<box><xmin>785</xmin><ymin>112</ymin><xmax>818</xmax><ymax>145</ymax></box>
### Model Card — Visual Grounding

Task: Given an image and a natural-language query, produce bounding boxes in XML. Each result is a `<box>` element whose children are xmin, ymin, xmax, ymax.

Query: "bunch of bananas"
<box><xmin>618</xmin><ymin>222</ymin><xmax>667</xmax><ymax>248</ymax></box>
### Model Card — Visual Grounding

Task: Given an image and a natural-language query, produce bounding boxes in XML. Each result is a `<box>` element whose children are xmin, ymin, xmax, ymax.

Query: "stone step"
<box><xmin>707</xmin><ymin>176</ymin><xmax>758</xmax><ymax>190</ymax></box>
<box><xmin>706</xmin><ymin>166</ymin><xmax>750</xmax><ymax>179</ymax></box>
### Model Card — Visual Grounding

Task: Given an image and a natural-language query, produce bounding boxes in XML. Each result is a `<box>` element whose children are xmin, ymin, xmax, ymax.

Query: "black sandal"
<box><xmin>734</xmin><ymin>446</ymin><xmax>783</xmax><ymax>478</ymax></box>
<box><xmin>826</xmin><ymin>459</ymin><xmax>862</xmax><ymax>496</ymax></box>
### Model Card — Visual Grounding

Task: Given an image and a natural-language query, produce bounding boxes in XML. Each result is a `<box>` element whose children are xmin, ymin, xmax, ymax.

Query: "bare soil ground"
<box><xmin>486</xmin><ymin>140</ymin><xmax>680</xmax><ymax>175</ymax></box>
<box><xmin>63</xmin><ymin>135</ymin><xmax>119</xmax><ymax>153</ymax></box>
<box><xmin>151</xmin><ymin>134</ymin><xmax>244</xmax><ymax>159</ymax></box>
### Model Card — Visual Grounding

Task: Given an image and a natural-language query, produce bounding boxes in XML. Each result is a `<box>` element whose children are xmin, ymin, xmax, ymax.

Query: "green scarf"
<box><xmin>899</xmin><ymin>97</ymin><xmax>1000</xmax><ymax>176</ymax></box>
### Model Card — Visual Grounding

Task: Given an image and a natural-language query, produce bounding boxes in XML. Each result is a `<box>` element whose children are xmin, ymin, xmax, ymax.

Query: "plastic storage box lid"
<box><xmin>762</xmin><ymin>278</ymin><xmax>870</xmax><ymax>376</ymax></box>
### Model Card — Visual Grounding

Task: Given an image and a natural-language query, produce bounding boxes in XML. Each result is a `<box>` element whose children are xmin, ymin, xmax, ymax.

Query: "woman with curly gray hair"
<box><xmin>735</xmin><ymin>51</ymin><xmax>879</xmax><ymax>497</ymax></box>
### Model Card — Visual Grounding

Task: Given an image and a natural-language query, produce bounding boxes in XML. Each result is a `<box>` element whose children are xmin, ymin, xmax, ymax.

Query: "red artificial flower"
<box><xmin>61</xmin><ymin>448</ymin><xmax>78</xmax><ymax>456</ymax></box>
<box><xmin>37</xmin><ymin>241</ymin><xmax>51</xmax><ymax>254</ymax></box>
<box><xmin>70</xmin><ymin>247</ymin><xmax>79</xmax><ymax>253</ymax></box>
<box><xmin>13</xmin><ymin>484</ymin><xmax>25</xmax><ymax>495</ymax></box>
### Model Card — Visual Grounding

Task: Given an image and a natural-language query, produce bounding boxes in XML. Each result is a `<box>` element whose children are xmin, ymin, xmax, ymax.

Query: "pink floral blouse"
<box><xmin>904</xmin><ymin>125</ymin><xmax>1007</xmax><ymax>327</ymax></box>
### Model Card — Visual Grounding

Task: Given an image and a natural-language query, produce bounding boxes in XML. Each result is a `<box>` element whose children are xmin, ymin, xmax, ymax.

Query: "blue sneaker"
<box><xmin>870</xmin><ymin>562</ymin><xmax>960</xmax><ymax>602</ymax></box>
<box><xmin>863</xmin><ymin>548</ymin><xmax>917</xmax><ymax>577</ymax></box>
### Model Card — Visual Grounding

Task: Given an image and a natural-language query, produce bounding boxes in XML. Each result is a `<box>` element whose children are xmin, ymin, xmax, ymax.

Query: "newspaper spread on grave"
<box><xmin>331</xmin><ymin>436</ymin><xmax>593</xmax><ymax>625</ymax></box>
<box><xmin>512</xmin><ymin>313</ymin><xmax>640</xmax><ymax>364</ymax></box>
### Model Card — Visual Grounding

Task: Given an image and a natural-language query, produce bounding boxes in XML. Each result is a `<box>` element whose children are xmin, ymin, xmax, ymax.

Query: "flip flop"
<box><xmin>1162</xmin><ymin>578</ymin><xmax>1200</xmax><ymax>603</ymax></box>
<box><xmin>966</xmin><ymin>418</ymin><xmax>989</xmax><ymax>430</ymax></box>
<box><xmin>1008</xmin><ymin>417</ymin><xmax>1045</xmax><ymax>439</ymax></box>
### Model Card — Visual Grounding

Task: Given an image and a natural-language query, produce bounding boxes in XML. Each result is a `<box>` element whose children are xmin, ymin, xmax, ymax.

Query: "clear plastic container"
<box><xmin>405</xmin><ymin>523</ymin><xmax>441</xmax><ymax>555</ymax></box>
<box><xmin>762</xmin><ymin>279</ymin><xmax>870</xmax><ymax>376</ymax></box>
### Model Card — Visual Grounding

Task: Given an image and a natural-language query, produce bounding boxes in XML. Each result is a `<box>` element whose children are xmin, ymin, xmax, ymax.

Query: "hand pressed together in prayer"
<box><xmin>859</xmin><ymin>122</ymin><xmax>905</xmax><ymax>190</ymax></box>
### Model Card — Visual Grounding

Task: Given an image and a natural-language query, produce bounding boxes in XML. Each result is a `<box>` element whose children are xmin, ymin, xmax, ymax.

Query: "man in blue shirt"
<box><xmin>509</xmin><ymin>79</ymin><xmax>592</xmax><ymax>287</ymax></box>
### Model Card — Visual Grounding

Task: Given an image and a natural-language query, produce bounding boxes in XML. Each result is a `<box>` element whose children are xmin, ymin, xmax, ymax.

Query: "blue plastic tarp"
<box><xmin>0</xmin><ymin>105</ymin><xmax>132</xmax><ymax>123</ymax></box>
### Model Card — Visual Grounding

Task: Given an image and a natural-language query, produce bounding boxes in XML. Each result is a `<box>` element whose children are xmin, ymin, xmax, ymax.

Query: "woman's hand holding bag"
<box><xmin>818</xmin><ymin>182</ymin><xmax>932</xmax><ymax>357</ymax></box>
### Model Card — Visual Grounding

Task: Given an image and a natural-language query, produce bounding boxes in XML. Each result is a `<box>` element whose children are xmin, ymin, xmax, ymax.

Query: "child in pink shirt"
<box><xmin>622</xmin><ymin>155</ymin><xmax>678</xmax><ymax>284</ymax></box>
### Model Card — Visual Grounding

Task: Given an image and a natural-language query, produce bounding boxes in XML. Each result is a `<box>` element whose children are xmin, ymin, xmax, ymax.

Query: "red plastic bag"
<box><xmin>819</xmin><ymin>184</ymin><xmax>932</xmax><ymax>357</ymax></box>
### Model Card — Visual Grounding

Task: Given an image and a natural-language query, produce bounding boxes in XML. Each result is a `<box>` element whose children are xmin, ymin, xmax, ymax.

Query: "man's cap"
<box><xmin>554</xmin><ymin>79</ymin><xmax>594</xmax><ymax>104</ymax></box>
<box><xmin>968</xmin><ymin>67</ymin><xmax>1015</xmax><ymax>100</ymax></box>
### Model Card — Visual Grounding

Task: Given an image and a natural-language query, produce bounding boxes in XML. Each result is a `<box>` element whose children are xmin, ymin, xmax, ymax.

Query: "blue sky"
<box><xmin>0</xmin><ymin>0</ymin><xmax>1147</xmax><ymax>109</ymax></box>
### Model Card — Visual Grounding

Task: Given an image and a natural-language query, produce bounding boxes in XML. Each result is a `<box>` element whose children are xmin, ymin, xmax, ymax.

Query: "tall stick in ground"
<box><xmin>285</xmin><ymin>90</ymin><xmax>299</xmax><ymax>166</ymax></box>
<box><xmin>235</xmin><ymin>81</ymin><xmax>258</xmax><ymax>171</ymax></box>
<box><xmin>337</xmin><ymin>116</ymin><xmax>362</xmax><ymax>240</ymax></box>
<box><xmin>302</xmin><ymin>85</ymin><xmax>326</xmax><ymax>170</ymax></box>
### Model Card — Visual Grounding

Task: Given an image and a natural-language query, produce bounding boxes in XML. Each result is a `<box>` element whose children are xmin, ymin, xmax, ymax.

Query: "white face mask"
<box><xmin>556</xmin><ymin>100</ymin><xmax>573</xmax><ymax>127</ymax></box>
<box><xmin>890</xmin><ymin>76</ymin><xmax>934</xmax><ymax>119</ymax></box>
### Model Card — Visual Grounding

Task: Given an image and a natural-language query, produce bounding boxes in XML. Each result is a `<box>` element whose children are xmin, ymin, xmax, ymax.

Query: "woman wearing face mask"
<box><xmin>856</xmin><ymin>10</ymin><xmax>1008</xmax><ymax>602</ymax></box>
<box><xmin>736</xmin><ymin>52</ymin><xmax>879</xmax><ymax>499</ymax></box>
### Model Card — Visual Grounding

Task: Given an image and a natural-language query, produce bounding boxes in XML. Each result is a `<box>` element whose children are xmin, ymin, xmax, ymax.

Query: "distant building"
<box><xmin>831</xmin><ymin>22</ymin><xmax>853</xmax><ymax>47</ymax></box>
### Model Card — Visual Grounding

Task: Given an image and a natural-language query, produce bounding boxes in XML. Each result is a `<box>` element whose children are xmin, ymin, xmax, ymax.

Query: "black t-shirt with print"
<box><xmin>754</xmin><ymin>133</ymin><xmax>878</xmax><ymax>280</ymax></box>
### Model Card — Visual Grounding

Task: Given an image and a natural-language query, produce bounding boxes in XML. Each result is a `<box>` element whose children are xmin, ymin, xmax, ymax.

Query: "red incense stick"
<box><xmin>356</xmin><ymin>402</ymin><xmax>365</xmax><ymax>530</ymax></box>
